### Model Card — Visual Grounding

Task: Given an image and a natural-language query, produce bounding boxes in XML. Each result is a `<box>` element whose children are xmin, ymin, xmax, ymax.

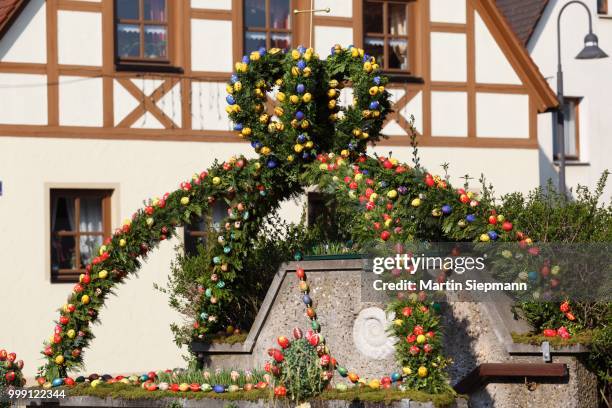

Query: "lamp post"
<box><xmin>556</xmin><ymin>1</ymin><xmax>608</xmax><ymax>195</ymax></box>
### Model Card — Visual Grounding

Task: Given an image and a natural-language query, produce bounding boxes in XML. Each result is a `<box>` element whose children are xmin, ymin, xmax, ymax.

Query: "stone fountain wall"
<box><xmin>193</xmin><ymin>259</ymin><xmax>598</xmax><ymax>408</ymax></box>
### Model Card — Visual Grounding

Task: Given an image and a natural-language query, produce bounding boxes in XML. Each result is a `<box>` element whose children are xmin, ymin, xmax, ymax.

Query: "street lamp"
<box><xmin>556</xmin><ymin>0</ymin><xmax>608</xmax><ymax>195</ymax></box>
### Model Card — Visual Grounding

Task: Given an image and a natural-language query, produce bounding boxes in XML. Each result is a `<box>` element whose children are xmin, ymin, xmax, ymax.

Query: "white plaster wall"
<box><xmin>59</xmin><ymin>76</ymin><xmax>103</xmax><ymax>127</ymax></box>
<box><xmin>0</xmin><ymin>73</ymin><xmax>47</xmax><ymax>125</ymax></box>
<box><xmin>0</xmin><ymin>137</ymin><xmax>257</xmax><ymax>379</ymax></box>
<box><xmin>315</xmin><ymin>0</ymin><xmax>352</xmax><ymax>18</ymax></box>
<box><xmin>191</xmin><ymin>81</ymin><xmax>232</xmax><ymax>131</ymax></box>
<box><xmin>431</xmin><ymin>91</ymin><xmax>468</xmax><ymax>137</ymax></box>
<box><xmin>157</xmin><ymin>81</ymin><xmax>182</xmax><ymax>127</ymax></box>
<box><xmin>57</xmin><ymin>10</ymin><xmax>102</xmax><ymax>66</ymax></box>
<box><xmin>474</xmin><ymin>12</ymin><xmax>521</xmax><ymax>84</ymax></box>
<box><xmin>0</xmin><ymin>0</ymin><xmax>46</xmax><ymax>63</ymax></box>
<box><xmin>476</xmin><ymin>93</ymin><xmax>529</xmax><ymax>138</ymax></box>
<box><xmin>192</xmin><ymin>0</ymin><xmax>231</xmax><ymax>9</ymax></box>
<box><xmin>113</xmin><ymin>79</ymin><xmax>139</xmax><ymax>126</ymax></box>
<box><xmin>371</xmin><ymin>145</ymin><xmax>540</xmax><ymax>195</ymax></box>
<box><xmin>315</xmin><ymin>26</ymin><xmax>353</xmax><ymax>58</ymax></box>
<box><xmin>430</xmin><ymin>0</ymin><xmax>466</xmax><ymax>24</ymax></box>
<box><xmin>192</xmin><ymin>19</ymin><xmax>233</xmax><ymax>72</ymax></box>
<box><xmin>430</xmin><ymin>32</ymin><xmax>467</xmax><ymax>82</ymax></box>
<box><xmin>529</xmin><ymin>0</ymin><xmax>612</xmax><ymax>201</ymax></box>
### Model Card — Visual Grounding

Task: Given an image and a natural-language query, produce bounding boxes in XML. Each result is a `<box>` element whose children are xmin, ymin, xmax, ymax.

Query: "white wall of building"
<box><xmin>529</xmin><ymin>0</ymin><xmax>612</xmax><ymax>201</ymax></box>
<box><xmin>0</xmin><ymin>137</ymin><xmax>256</xmax><ymax>378</ymax></box>
<box><xmin>0</xmin><ymin>0</ymin><xmax>46</xmax><ymax>63</ymax></box>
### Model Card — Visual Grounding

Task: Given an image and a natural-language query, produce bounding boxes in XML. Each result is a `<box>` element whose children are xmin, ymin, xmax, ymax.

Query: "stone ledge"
<box><xmin>23</xmin><ymin>396</ymin><xmax>467</xmax><ymax>408</ymax></box>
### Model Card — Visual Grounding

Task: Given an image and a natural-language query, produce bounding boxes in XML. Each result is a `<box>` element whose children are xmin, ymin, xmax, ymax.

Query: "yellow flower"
<box><xmin>274</xmin><ymin>106</ymin><xmax>284</xmax><ymax>116</ymax></box>
<box><xmin>387</xmin><ymin>190</ymin><xmax>398</xmax><ymax>199</ymax></box>
<box><xmin>327</xmin><ymin>89</ymin><xmax>337</xmax><ymax>98</ymax></box>
<box><xmin>378</xmin><ymin>85</ymin><xmax>385</xmax><ymax>93</ymax></box>
<box><xmin>99</xmin><ymin>270</ymin><xmax>108</xmax><ymax>279</ymax></box>
<box><xmin>233</xmin><ymin>81</ymin><xmax>242</xmax><ymax>92</ymax></box>
<box><xmin>259</xmin><ymin>114</ymin><xmax>269</xmax><ymax>124</ymax></box>
<box><xmin>249</xmin><ymin>51</ymin><xmax>260</xmax><ymax>61</ymax></box>
<box><xmin>291</xmin><ymin>66</ymin><xmax>300</xmax><ymax>76</ymax></box>
<box><xmin>303</xmin><ymin>93</ymin><xmax>312</xmax><ymax>103</ymax></box>
<box><xmin>329</xmin><ymin>80</ymin><xmax>339</xmax><ymax>88</ymax></box>
<box><xmin>294</xmin><ymin>144</ymin><xmax>304</xmax><ymax>153</ymax></box>
<box><xmin>340</xmin><ymin>149</ymin><xmax>349</xmax><ymax>158</ymax></box>
<box><xmin>411</xmin><ymin>198</ymin><xmax>422</xmax><ymax>207</ymax></box>
<box><xmin>301</xmin><ymin>120</ymin><xmax>309</xmax><ymax>129</ymax></box>
<box><xmin>402</xmin><ymin>366</ymin><xmax>412</xmax><ymax>375</ymax></box>
<box><xmin>291</xmin><ymin>49</ymin><xmax>301</xmax><ymax>60</ymax></box>
<box><xmin>276</xmin><ymin>92</ymin><xmax>286</xmax><ymax>102</ymax></box>
<box><xmin>180</xmin><ymin>197</ymin><xmax>190</xmax><ymax>205</ymax></box>
<box><xmin>290</xmin><ymin>95</ymin><xmax>300</xmax><ymax>104</ymax></box>
<box><xmin>362</xmin><ymin>132</ymin><xmax>370</xmax><ymax>139</ymax></box>
<box><xmin>287</xmin><ymin>155</ymin><xmax>294</xmax><ymax>162</ymax></box>
<box><xmin>363</xmin><ymin>62</ymin><xmax>372</xmax><ymax>72</ymax></box>
<box><xmin>351</xmin><ymin>47</ymin><xmax>359</xmax><ymax>58</ymax></box>
<box><xmin>269</xmin><ymin>47</ymin><xmax>281</xmax><ymax>54</ymax></box>
<box><xmin>362</xmin><ymin>110</ymin><xmax>371</xmax><ymax>118</ymax></box>
<box><xmin>418</xmin><ymin>366</ymin><xmax>428</xmax><ymax>378</ymax></box>
<box><xmin>369</xmin><ymin>86</ymin><xmax>378</xmax><ymax>96</ymax></box>
<box><xmin>225</xmin><ymin>84</ymin><xmax>233</xmax><ymax>94</ymax></box>
<box><xmin>241</xmin><ymin>127</ymin><xmax>252</xmax><ymax>137</ymax></box>
<box><xmin>328</xmin><ymin>100</ymin><xmax>337</xmax><ymax>109</ymax></box>
<box><xmin>305</xmin><ymin>141</ymin><xmax>314</xmax><ymax>148</ymax></box>
<box><xmin>260</xmin><ymin>146</ymin><xmax>271</xmax><ymax>155</ymax></box>
<box><xmin>480</xmin><ymin>234</ymin><xmax>490</xmax><ymax>242</ymax></box>
<box><xmin>303</xmin><ymin>67</ymin><xmax>311</xmax><ymax>77</ymax></box>
<box><xmin>352</xmin><ymin>129</ymin><xmax>362</xmax><ymax>137</ymax></box>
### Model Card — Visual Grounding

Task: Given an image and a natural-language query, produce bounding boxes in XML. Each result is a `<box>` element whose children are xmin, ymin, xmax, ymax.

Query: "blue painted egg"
<box><xmin>362</xmin><ymin>170</ymin><xmax>369</xmax><ymax>175</ymax></box>
<box><xmin>233</xmin><ymin>123</ymin><xmax>243</xmax><ymax>131</ymax></box>
<box><xmin>297</xmin><ymin>134</ymin><xmax>307</xmax><ymax>143</ymax></box>
<box><xmin>466</xmin><ymin>214</ymin><xmax>476</xmax><ymax>223</ymax></box>
<box><xmin>297</xmin><ymin>60</ymin><xmax>306</xmax><ymax>70</ymax></box>
<box><xmin>230</xmin><ymin>74</ymin><xmax>238</xmax><ymax>83</ymax></box>
<box><xmin>298</xmin><ymin>45</ymin><xmax>306</xmax><ymax>53</ymax></box>
<box><xmin>267</xmin><ymin>159</ymin><xmax>278</xmax><ymax>169</ymax></box>
<box><xmin>258</xmin><ymin>47</ymin><xmax>267</xmax><ymax>55</ymax></box>
<box><xmin>241</xmin><ymin>55</ymin><xmax>249</xmax><ymax>63</ymax></box>
<box><xmin>302</xmin><ymin>152</ymin><xmax>310</xmax><ymax>160</ymax></box>
<box><xmin>487</xmin><ymin>231</ymin><xmax>498</xmax><ymax>240</ymax></box>
<box><xmin>295</xmin><ymin>111</ymin><xmax>305</xmax><ymax>120</ymax></box>
<box><xmin>226</xmin><ymin>95</ymin><xmax>235</xmax><ymax>105</ymax></box>
<box><xmin>205</xmin><ymin>288</ymin><xmax>212</xmax><ymax>297</ymax></box>
<box><xmin>303</xmin><ymin>294</ymin><xmax>312</xmax><ymax>305</ymax></box>
<box><xmin>224</xmin><ymin>246</ymin><xmax>232</xmax><ymax>254</ymax></box>
<box><xmin>200</xmin><ymin>312</ymin><xmax>208</xmax><ymax>320</ymax></box>
<box><xmin>373</xmin><ymin>76</ymin><xmax>381</xmax><ymax>85</ymax></box>
<box><xmin>213</xmin><ymin>384</ymin><xmax>225</xmax><ymax>393</ymax></box>
<box><xmin>369</xmin><ymin>101</ymin><xmax>380</xmax><ymax>110</ymax></box>
<box><xmin>216</xmin><ymin>281</ymin><xmax>225</xmax><ymax>289</ymax></box>
<box><xmin>528</xmin><ymin>271</ymin><xmax>538</xmax><ymax>281</ymax></box>
<box><xmin>391</xmin><ymin>372</ymin><xmax>401</xmax><ymax>382</ymax></box>
<box><xmin>140</xmin><ymin>374</ymin><xmax>149</xmax><ymax>382</ymax></box>
<box><xmin>380</xmin><ymin>181</ymin><xmax>388</xmax><ymax>188</ymax></box>
<box><xmin>296</xmin><ymin>84</ymin><xmax>305</xmax><ymax>94</ymax></box>
<box><xmin>52</xmin><ymin>378</ymin><xmax>64</xmax><ymax>387</ymax></box>
<box><xmin>362</xmin><ymin>54</ymin><xmax>370</xmax><ymax>62</ymax></box>
<box><xmin>75</xmin><ymin>376</ymin><xmax>85</xmax><ymax>383</ymax></box>
<box><xmin>213</xmin><ymin>256</ymin><xmax>221</xmax><ymax>264</ymax></box>
<box><xmin>442</xmin><ymin>205</ymin><xmax>452</xmax><ymax>215</ymax></box>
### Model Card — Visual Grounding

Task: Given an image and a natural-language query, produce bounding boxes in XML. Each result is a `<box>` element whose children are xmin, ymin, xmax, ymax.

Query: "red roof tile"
<box><xmin>0</xmin><ymin>0</ymin><xmax>27</xmax><ymax>37</ymax></box>
<box><xmin>495</xmin><ymin>0</ymin><xmax>549</xmax><ymax>45</ymax></box>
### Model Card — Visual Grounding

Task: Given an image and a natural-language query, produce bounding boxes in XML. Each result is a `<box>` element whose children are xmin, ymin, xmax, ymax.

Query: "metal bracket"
<box><xmin>541</xmin><ymin>341</ymin><xmax>551</xmax><ymax>362</ymax></box>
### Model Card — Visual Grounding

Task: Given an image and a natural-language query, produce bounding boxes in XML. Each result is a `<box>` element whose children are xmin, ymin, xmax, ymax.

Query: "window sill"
<box><xmin>383</xmin><ymin>72</ymin><xmax>424</xmax><ymax>84</ymax></box>
<box><xmin>553</xmin><ymin>160</ymin><xmax>590</xmax><ymax>167</ymax></box>
<box><xmin>115</xmin><ymin>62</ymin><xmax>184</xmax><ymax>74</ymax></box>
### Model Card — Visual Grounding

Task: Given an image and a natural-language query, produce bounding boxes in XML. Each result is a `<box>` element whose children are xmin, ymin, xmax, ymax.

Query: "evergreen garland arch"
<box><xmin>40</xmin><ymin>45</ymin><xmax>527</xmax><ymax>383</ymax></box>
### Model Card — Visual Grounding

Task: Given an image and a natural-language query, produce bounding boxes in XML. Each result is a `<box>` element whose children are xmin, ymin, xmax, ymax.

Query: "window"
<box><xmin>115</xmin><ymin>0</ymin><xmax>169</xmax><ymax>63</ymax></box>
<box><xmin>50</xmin><ymin>189</ymin><xmax>112</xmax><ymax>283</ymax></box>
<box><xmin>184</xmin><ymin>201</ymin><xmax>229</xmax><ymax>256</ymax></box>
<box><xmin>244</xmin><ymin>0</ymin><xmax>292</xmax><ymax>53</ymax></box>
<box><xmin>598</xmin><ymin>0</ymin><xmax>608</xmax><ymax>14</ymax></box>
<box><xmin>553</xmin><ymin>97</ymin><xmax>580</xmax><ymax>160</ymax></box>
<box><xmin>363</xmin><ymin>0</ymin><xmax>415</xmax><ymax>73</ymax></box>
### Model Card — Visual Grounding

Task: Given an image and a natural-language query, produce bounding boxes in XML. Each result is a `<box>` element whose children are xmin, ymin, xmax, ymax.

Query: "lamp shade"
<box><xmin>576</xmin><ymin>32</ymin><xmax>608</xmax><ymax>59</ymax></box>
